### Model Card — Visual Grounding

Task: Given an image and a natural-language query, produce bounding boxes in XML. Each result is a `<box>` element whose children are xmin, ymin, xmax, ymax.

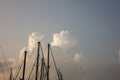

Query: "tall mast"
<box><xmin>35</xmin><ymin>42</ymin><xmax>40</xmax><ymax>80</ymax></box>
<box><xmin>10</xmin><ymin>67</ymin><xmax>12</xmax><ymax>80</ymax></box>
<box><xmin>22</xmin><ymin>51</ymin><xmax>27</xmax><ymax>80</ymax></box>
<box><xmin>40</xmin><ymin>58</ymin><xmax>44</xmax><ymax>80</ymax></box>
<box><xmin>47</xmin><ymin>44</ymin><xmax>50</xmax><ymax>80</ymax></box>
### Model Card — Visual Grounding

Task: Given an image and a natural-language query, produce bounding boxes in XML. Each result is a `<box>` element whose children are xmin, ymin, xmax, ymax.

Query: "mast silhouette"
<box><xmin>47</xmin><ymin>44</ymin><xmax>50</xmax><ymax>80</ymax></box>
<box><xmin>10</xmin><ymin>67</ymin><xmax>12</xmax><ymax>80</ymax></box>
<box><xmin>39</xmin><ymin>42</ymin><xmax>47</xmax><ymax>80</ymax></box>
<box><xmin>21</xmin><ymin>51</ymin><xmax>27</xmax><ymax>80</ymax></box>
<box><xmin>40</xmin><ymin>58</ymin><xmax>44</xmax><ymax>80</ymax></box>
<box><xmin>35</xmin><ymin>42</ymin><xmax>40</xmax><ymax>80</ymax></box>
<box><xmin>16</xmin><ymin>42</ymin><xmax>63</xmax><ymax>80</ymax></box>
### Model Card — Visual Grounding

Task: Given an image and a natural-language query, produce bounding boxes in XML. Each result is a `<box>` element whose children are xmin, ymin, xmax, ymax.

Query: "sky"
<box><xmin>0</xmin><ymin>0</ymin><xmax>120</xmax><ymax>80</ymax></box>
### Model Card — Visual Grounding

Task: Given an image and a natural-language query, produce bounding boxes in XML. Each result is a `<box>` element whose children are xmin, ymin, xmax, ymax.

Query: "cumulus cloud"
<box><xmin>0</xmin><ymin>58</ymin><xmax>16</xmax><ymax>75</ymax></box>
<box><xmin>18</xmin><ymin>32</ymin><xmax>45</xmax><ymax>70</ymax></box>
<box><xmin>19</xmin><ymin>47</ymin><xmax>29</xmax><ymax>62</ymax></box>
<box><xmin>16</xmin><ymin>31</ymin><xmax>81</xmax><ymax>80</ymax></box>
<box><xmin>51</xmin><ymin>31</ymin><xmax>77</xmax><ymax>49</ymax></box>
<box><xmin>8</xmin><ymin>58</ymin><xmax>16</xmax><ymax>65</ymax></box>
<box><xmin>74</xmin><ymin>53</ymin><xmax>82</xmax><ymax>62</ymax></box>
<box><xmin>28</xmin><ymin>32</ymin><xmax>44</xmax><ymax>52</ymax></box>
<box><xmin>19</xmin><ymin>32</ymin><xmax>44</xmax><ymax>59</ymax></box>
<box><xmin>0</xmin><ymin>58</ymin><xmax>15</xmax><ymax>67</ymax></box>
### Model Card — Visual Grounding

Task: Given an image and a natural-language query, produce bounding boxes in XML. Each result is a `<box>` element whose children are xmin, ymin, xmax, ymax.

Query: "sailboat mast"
<box><xmin>10</xmin><ymin>67</ymin><xmax>12</xmax><ymax>80</ymax></box>
<box><xmin>35</xmin><ymin>42</ymin><xmax>40</xmax><ymax>80</ymax></box>
<box><xmin>40</xmin><ymin>58</ymin><xmax>44</xmax><ymax>80</ymax></box>
<box><xmin>47</xmin><ymin>44</ymin><xmax>50</xmax><ymax>80</ymax></box>
<box><xmin>22</xmin><ymin>51</ymin><xmax>27</xmax><ymax>80</ymax></box>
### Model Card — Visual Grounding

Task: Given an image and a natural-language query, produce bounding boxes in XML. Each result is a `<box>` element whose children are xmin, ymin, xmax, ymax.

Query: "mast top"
<box><xmin>38</xmin><ymin>42</ymin><xmax>40</xmax><ymax>44</ymax></box>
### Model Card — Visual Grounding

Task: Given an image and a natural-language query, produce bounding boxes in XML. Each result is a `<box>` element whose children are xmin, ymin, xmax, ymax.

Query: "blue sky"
<box><xmin>0</xmin><ymin>0</ymin><xmax>120</xmax><ymax>80</ymax></box>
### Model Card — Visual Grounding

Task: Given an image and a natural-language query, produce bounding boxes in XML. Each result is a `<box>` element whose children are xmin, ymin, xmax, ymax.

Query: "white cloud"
<box><xmin>19</xmin><ymin>47</ymin><xmax>29</xmax><ymax>62</ymax></box>
<box><xmin>28</xmin><ymin>32</ymin><xmax>44</xmax><ymax>52</ymax></box>
<box><xmin>16</xmin><ymin>31</ymin><xmax>82</xmax><ymax>80</ymax></box>
<box><xmin>51</xmin><ymin>31</ymin><xmax>77</xmax><ymax>49</ymax></box>
<box><xmin>19</xmin><ymin>32</ymin><xmax>44</xmax><ymax>59</ymax></box>
<box><xmin>8</xmin><ymin>58</ymin><xmax>16</xmax><ymax>65</ymax></box>
<box><xmin>0</xmin><ymin>58</ymin><xmax>15</xmax><ymax>67</ymax></box>
<box><xmin>0</xmin><ymin>58</ymin><xmax>16</xmax><ymax>75</ymax></box>
<box><xmin>74</xmin><ymin>53</ymin><xmax>82</xmax><ymax>62</ymax></box>
<box><xmin>18</xmin><ymin>32</ymin><xmax>45</xmax><ymax>67</ymax></box>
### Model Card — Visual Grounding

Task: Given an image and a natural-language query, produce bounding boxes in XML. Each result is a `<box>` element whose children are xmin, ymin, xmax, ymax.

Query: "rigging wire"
<box><xmin>28</xmin><ymin>58</ymin><xmax>37</xmax><ymax>80</ymax></box>
<box><xmin>0</xmin><ymin>61</ymin><xmax>5</xmax><ymax>80</ymax></box>
<box><xmin>13</xmin><ymin>48</ymin><xmax>27</xmax><ymax>79</ymax></box>
<box><xmin>14</xmin><ymin>61</ymin><xmax>23</xmax><ymax>80</ymax></box>
<box><xmin>0</xmin><ymin>44</ymin><xmax>10</xmax><ymax>80</ymax></box>
<box><xmin>40</xmin><ymin>43</ymin><xmax>47</xmax><ymax>71</ymax></box>
<box><xmin>28</xmin><ymin>42</ymin><xmax>42</xmax><ymax>80</ymax></box>
<box><xmin>40</xmin><ymin>43</ymin><xmax>48</xmax><ymax>80</ymax></box>
<box><xmin>50</xmin><ymin>46</ymin><xmax>61</xmax><ymax>80</ymax></box>
<box><xmin>40</xmin><ymin>58</ymin><xmax>45</xmax><ymax>80</ymax></box>
<box><xmin>0</xmin><ymin>44</ymin><xmax>10</xmax><ymax>72</ymax></box>
<box><xmin>18</xmin><ymin>65</ymin><xmax>23</xmax><ymax>80</ymax></box>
